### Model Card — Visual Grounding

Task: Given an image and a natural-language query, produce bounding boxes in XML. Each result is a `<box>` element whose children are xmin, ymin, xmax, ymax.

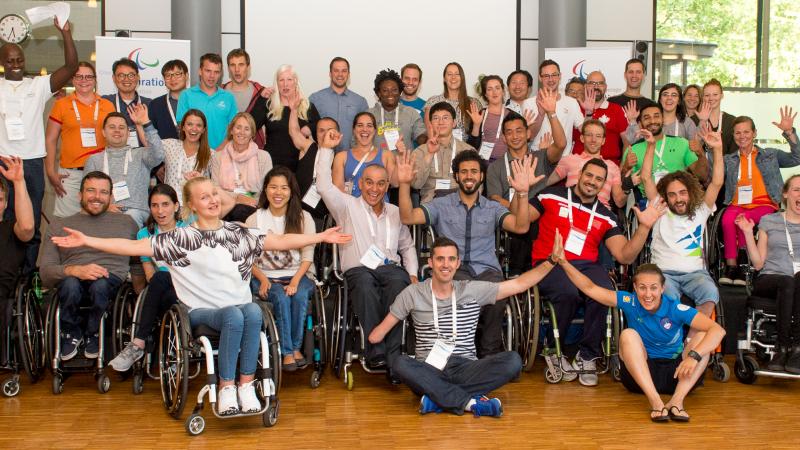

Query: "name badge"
<box><xmin>738</xmin><ymin>185</ymin><xmax>753</xmax><ymax>205</ymax></box>
<box><xmin>302</xmin><ymin>183</ymin><xmax>321</xmax><ymax>208</ymax></box>
<box><xmin>127</xmin><ymin>129</ymin><xmax>139</xmax><ymax>148</ymax></box>
<box><xmin>383</xmin><ymin>128</ymin><xmax>400</xmax><ymax>151</ymax></box>
<box><xmin>452</xmin><ymin>129</ymin><xmax>464</xmax><ymax>142</ymax></box>
<box><xmin>80</xmin><ymin>128</ymin><xmax>97</xmax><ymax>148</ymax></box>
<box><xmin>4</xmin><ymin>117</ymin><xmax>25</xmax><ymax>141</ymax></box>
<box><xmin>793</xmin><ymin>261</ymin><xmax>800</xmax><ymax>275</ymax></box>
<box><xmin>233</xmin><ymin>187</ymin><xmax>249</xmax><ymax>195</ymax></box>
<box><xmin>435</xmin><ymin>178</ymin><xmax>451</xmax><ymax>191</ymax></box>
<box><xmin>565</xmin><ymin>227</ymin><xmax>588</xmax><ymax>256</ymax></box>
<box><xmin>478</xmin><ymin>141</ymin><xmax>494</xmax><ymax>160</ymax></box>
<box><xmin>344</xmin><ymin>180</ymin><xmax>354</xmax><ymax>196</ymax></box>
<box><xmin>508</xmin><ymin>187</ymin><xmax>516</xmax><ymax>202</ymax></box>
<box><xmin>359</xmin><ymin>244</ymin><xmax>387</xmax><ymax>270</ymax></box>
<box><xmin>113</xmin><ymin>181</ymin><xmax>131</xmax><ymax>201</ymax></box>
<box><xmin>558</xmin><ymin>206</ymin><xmax>569</xmax><ymax>218</ymax></box>
<box><xmin>425</xmin><ymin>338</ymin><xmax>455</xmax><ymax>370</ymax></box>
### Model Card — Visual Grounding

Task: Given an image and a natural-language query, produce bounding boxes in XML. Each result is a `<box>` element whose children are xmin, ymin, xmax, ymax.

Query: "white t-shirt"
<box><xmin>245</xmin><ymin>208</ymin><xmax>316</xmax><ymax>279</ymax></box>
<box><xmin>524</xmin><ymin>94</ymin><xmax>584</xmax><ymax>156</ymax></box>
<box><xmin>650</xmin><ymin>202</ymin><xmax>713</xmax><ymax>272</ymax></box>
<box><xmin>150</xmin><ymin>222</ymin><xmax>264</xmax><ymax>311</ymax></box>
<box><xmin>0</xmin><ymin>75</ymin><xmax>53</xmax><ymax>159</ymax></box>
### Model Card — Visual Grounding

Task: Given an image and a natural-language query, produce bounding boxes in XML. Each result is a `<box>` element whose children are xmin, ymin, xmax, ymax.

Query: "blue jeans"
<box><xmin>663</xmin><ymin>269</ymin><xmax>719</xmax><ymax>306</ymax></box>
<box><xmin>58</xmin><ymin>274</ymin><xmax>123</xmax><ymax>337</ymax></box>
<box><xmin>252</xmin><ymin>276</ymin><xmax>314</xmax><ymax>355</ymax></box>
<box><xmin>2</xmin><ymin>157</ymin><xmax>44</xmax><ymax>272</ymax></box>
<box><xmin>189</xmin><ymin>303</ymin><xmax>262</xmax><ymax>382</ymax></box>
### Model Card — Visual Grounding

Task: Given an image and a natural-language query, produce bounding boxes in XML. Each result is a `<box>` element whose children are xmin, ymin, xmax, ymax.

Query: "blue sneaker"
<box><xmin>471</xmin><ymin>396</ymin><xmax>503</xmax><ymax>418</ymax></box>
<box><xmin>84</xmin><ymin>334</ymin><xmax>100</xmax><ymax>359</ymax></box>
<box><xmin>419</xmin><ymin>394</ymin><xmax>443</xmax><ymax>414</ymax></box>
<box><xmin>61</xmin><ymin>334</ymin><xmax>82</xmax><ymax>361</ymax></box>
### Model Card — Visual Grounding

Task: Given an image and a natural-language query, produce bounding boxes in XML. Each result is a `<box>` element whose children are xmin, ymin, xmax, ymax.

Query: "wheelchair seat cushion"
<box><xmin>191</xmin><ymin>324</ymin><xmax>221</xmax><ymax>339</ymax></box>
<box><xmin>746</xmin><ymin>295</ymin><xmax>777</xmax><ymax>314</ymax></box>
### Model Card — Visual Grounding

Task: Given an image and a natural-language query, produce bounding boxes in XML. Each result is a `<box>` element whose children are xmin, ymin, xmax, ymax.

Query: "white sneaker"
<box><xmin>218</xmin><ymin>385</ymin><xmax>240</xmax><ymax>416</ymax></box>
<box><xmin>238</xmin><ymin>381</ymin><xmax>262</xmax><ymax>413</ymax></box>
<box><xmin>574</xmin><ymin>352</ymin><xmax>599</xmax><ymax>387</ymax></box>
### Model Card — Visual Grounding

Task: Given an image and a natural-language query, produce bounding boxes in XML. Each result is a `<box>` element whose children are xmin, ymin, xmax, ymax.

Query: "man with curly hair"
<box><xmin>368</xmin><ymin>68</ymin><xmax>427</xmax><ymax>152</ymax></box>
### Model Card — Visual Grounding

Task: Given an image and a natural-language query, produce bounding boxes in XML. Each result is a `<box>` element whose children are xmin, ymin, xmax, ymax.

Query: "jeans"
<box><xmin>189</xmin><ymin>302</ymin><xmax>263</xmax><ymax>382</ymax></box>
<box><xmin>663</xmin><ymin>269</ymin><xmax>719</xmax><ymax>306</ymax></box>
<box><xmin>58</xmin><ymin>274</ymin><xmax>123</xmax><ymax>337</ymax></box>
<box><xmin>393</xmin><ymin>352</ymin><xmax>522</xmax><ymax>413</ymax></box>
<box><xmin>252</xmin><ymin>275</ymin><xmax>314</xmax><ymax>355</ymax></box>
<box><xmin>753</xmin><ymin>273</ymin><xmax>800</xmax><ymax>347</ymax></box>
<box><xmin>454</xmin><ymin>267</ymin><xmax>505</xmax><ymax>358</ymax></box>
<box><xmin>2</xmin><ymin>157</ymin><xmax>44</xmax><ymax>272</ymax></box>
<box><xmin>134</xmin><ymin>271</ymin><xmax>178</xmax><ymax>342</ymax></box>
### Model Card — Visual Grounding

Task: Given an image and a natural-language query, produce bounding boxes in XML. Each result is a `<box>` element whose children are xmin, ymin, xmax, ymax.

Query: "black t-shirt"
<box><xmin>607</xmin><ymin>93</ymin><xmax>657</xmax><ymax>113</ymax></box>
<box><xmin>0</xmin><ymin>219</ymin><xmax>26</xmax><ymax>298</ymax></box>
<box><xmin>295</xmin><ymin>142</ymin><xmax>329</xmax><ymax>221</ymax></box>
<box><xmin>251</xmin><ymin>99</ymin><xmax>320</xmax><ymax>171</ymax></box>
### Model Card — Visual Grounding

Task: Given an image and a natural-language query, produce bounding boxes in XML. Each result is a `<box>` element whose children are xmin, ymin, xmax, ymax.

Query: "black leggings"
<box><xmin>753</xmin><ymin>273</ymin><xmax>800</xmax><ymax>347</ymax></box>
<box><xmin>134</xmin><ymin>271</ymin><xmax>178</xmax><ymax>342</ymax></box>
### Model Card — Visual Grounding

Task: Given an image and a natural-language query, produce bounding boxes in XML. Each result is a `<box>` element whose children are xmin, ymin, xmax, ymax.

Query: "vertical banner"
<box><xmin>544</xmin><ymin>46</ymin><xmax>633</xmax><ymax>97</ymax></box>
<box><xmin>95</xmin><ymin>36</ymin><xmax>191</xmax><ymax>98</ymax></box>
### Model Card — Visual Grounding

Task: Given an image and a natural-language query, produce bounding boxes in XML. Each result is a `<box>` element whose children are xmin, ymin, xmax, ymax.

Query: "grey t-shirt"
<box><xmin>759</xmin><ymin>212</ymin><xmax>800</xmax><ymax>276</ymax></box>
<box><xmin>226</xmin><ymin>84</ymin><xmax>255</xmax><ymax>112</ymax></box>
<box><xmin>390</xmin><ymin>279</ymin><xmax>498</xmax><ymax>361</ymax></box>
<box><xmin>486</xmin><ymin>149</ymin><xmax>555</xmax><ymax>202</ymax></box>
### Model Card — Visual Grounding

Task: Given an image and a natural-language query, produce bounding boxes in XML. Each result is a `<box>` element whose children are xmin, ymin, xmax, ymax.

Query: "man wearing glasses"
<box><xmin>148</xmin><ymin>59</ymin><xmax>189</xmax><ymax>140</ymax></box>
<box><xmin>524</xmin><ymin>60</ymin><xmax>585</xmax><ymax>155</ymax></box>
<box><xmin>102</xmin><ymin>58</ymin><xmax>152</xmax><ymax>147</ymax></box>
<box><xmin>572</xmin><ymin>71</ymin><xmax>628</xmax><ymax>166</ymax></box>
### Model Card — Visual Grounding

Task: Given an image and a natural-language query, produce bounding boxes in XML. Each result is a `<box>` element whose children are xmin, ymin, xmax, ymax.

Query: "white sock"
<box><xmin>464</xmin><ymin>399</ymin><xmax>476</xmax><ymax>412</ymax></box>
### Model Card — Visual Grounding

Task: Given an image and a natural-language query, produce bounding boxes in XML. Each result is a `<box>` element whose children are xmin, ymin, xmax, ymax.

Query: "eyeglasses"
<box><xmin>541</xmin><ymin>73</ymin><xmax>560</xmax><ymax>79</ymax></box>
<box><xmin>164</xmin><ymin>71</ymin><xmax>185</xmax><ymax>80</ymax></box>
<box><xmin>586</xmin><ymin>81</ymin><xmax>606</xmax><ymax>86</ymax></box>
<box><xmin>115</xmin><ymin>73</ymin><xmax>137</xmax><ymax>80</ymax></box>
<box><xmin>73</xmin><ymin>74</ymin><xmax>95</xmax><ymax>81</ymax></box>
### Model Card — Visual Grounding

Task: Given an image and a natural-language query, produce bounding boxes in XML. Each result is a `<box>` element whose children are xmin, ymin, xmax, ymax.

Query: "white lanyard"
<box><xmin>567</xmin><ymin>188</ymin><xmax>598</xmax><ymax>232</ymax></box>
<box><xmin>433</xmin><ymin>138</ymin><xmax>456</xmax><ymax>174</ymax></box>
<box><xmin>103</xmin><ymin>148</ymin><xmax>132</xmax><ymax>176</ymax></box>
<box><xmin>72</xmin><ymin>97</ymin><xmax>99</xmax><ymax>124</ymax></box>
<box><xmin>737</xmin><ymin>151</ymin><xmax>754</xmax><ymax>181</ymax></box>
<box><xmin>480</xmin><ymin>108</ymin><xmax>504</xmax><ymax>140</ymax></box>
<box><xmin>654</xmin><ymin>137</ymin><xmax>668</xmax><ymax>170</ymax></box>
<box><xmin>431</xmin><ymin>286</ymin><xmax>458</xmax><ymax>340</ymax></box>
<box><xmin>311</xmin><ymin>147</ymin><xmax>320</xmax><ymax>183</ymax></box>
<box><xmin>351</xmin><ymin>146</ymin><xmax>374</xmax><ymax>178</ymax></box>
<box><xmin>785</xmin><ymin>214</ymin><xmax>797</xmax><ymax>261</ymax></box>
<box><xmin>114</xmin><ymin>93</ymin><xmax>140</xmax><ymax>114</ymax></box>
<box><xmin>362</xmin><ymin>201</ymin><xmax>391</xmax><ymax>249</ymax></box>
<box><xmin>380</xmin><ymin>108</ymin><xmax>398</xmax><ymax>127</ymax></box>
<box><xmin>166</xmin><ymin>95</ymin><xmax>177</xmax><ymax>128</ymax></box>
<box><xmin>0</xmin><ymin>79</ymin><xmax>29</xmax><ymax>118</ymax></box>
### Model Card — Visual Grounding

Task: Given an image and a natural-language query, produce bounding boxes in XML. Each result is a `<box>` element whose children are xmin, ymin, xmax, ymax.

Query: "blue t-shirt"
<box><xmin>137</xmin><ymin>220</ymin><xmax>188</xmax><ymax>270</ymax></box>
<box><xmin>176</xmin><ymin>85</ymin><xmax>238</xmax><ymax>149</ymax></box>
<box><xmin>616</xmin><ymin>290</ymin><xmax>698</xmax><ymax>359</ymax></box>
<box><xmin>400</xmin><ymin>97</ymin><xmax>426</xmax><ymax>118</ymax></box>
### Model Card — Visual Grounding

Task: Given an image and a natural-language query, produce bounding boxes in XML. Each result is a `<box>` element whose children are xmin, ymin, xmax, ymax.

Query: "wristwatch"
<box><xmin>687</xmin><ymin>350</ymin><xmax>702</xmax><ymax>362</ymax></box>
<box><xmin>546</xmin><ymin>255</ymin><xmax>558</xmax><ymax>266</ymax></box>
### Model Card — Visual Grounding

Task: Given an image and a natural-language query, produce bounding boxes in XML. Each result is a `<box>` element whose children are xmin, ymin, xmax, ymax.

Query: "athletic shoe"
<box><xmin>84</xmin><ymin>334</ymin><xmax>100</xmax><ymax>359</ymax></box>
<box><xmin>419</xmin><ymin>394</ymin><xmax>443</xmax><ymax>414</ymax></box>
<box><xmin>237</xmin><ymin>381</ymin><xmax>262</xmax><ymax>413</ymax></box>
<box><xmin>732</xmin><ymin>266</ymin><xmax>747</xmax><ymax>286</ymax></box>
<box><xmin>218</xmin><ymin>385</ymin><xmax>240</xmax><ymax>416</ymax></box>
<box><xmin>471</xmin><ymin>397</ymin><xmax>503</xmax><ymax>417</ymax></box>
<box><xmin>546</xmin><ymin>354</ymin><xmax>577</xmax><ymax>382</ymax></box>
<box><xmin>109</xmin><ymin>342</ymin><xmax>145</xmax><ymax>372</ymax></box>
<box><xmin>718</xmin><ymin>266</ymin><xmax>736</xmax><ymax>286</ymax></box>
<box><xmin>574</xmin><ymin>352</ymin><xmax>599</xmax><ymax>387</ymax></box>
<box><xmin>61</xmin><ymin>334</ymin><xmax>82</xmax><ymax>361</ymax></box>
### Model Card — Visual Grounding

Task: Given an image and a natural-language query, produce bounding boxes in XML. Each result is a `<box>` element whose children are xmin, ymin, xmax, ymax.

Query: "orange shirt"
<box><xmin>732</xmin><ymin>149</ymin><xmax>777</xmax><ymax>209</ymax></box>
<box><xmin>48</xmin><ymin>94</ymin><xmax>115</xmax><ymax>168</ymax></box>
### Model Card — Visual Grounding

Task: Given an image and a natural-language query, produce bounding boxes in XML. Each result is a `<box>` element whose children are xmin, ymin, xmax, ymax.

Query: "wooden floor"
<box><xmin>1</xmin><ymin>356</ymin><xmax>799</xmax><ymax>449</ymax></box>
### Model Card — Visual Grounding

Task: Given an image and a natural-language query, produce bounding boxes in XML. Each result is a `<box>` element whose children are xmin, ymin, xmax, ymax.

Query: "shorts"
<box><xmin>663</xmin><ymin>269</ymin><xmax>719</xmax><ymax>306</ymax></box>
<box><xmin>620</xmin><ymin>357</ymin><xmax>703</xmax><ymax>395</ymax></box>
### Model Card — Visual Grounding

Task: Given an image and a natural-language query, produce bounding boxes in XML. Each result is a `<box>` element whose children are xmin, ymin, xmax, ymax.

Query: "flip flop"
<box><xmin>668</xmin><ymin>406</ymin><xmax>690</xmax><ymax>422</ymax></box>
<box><xmin>650</xmin><ymin>407</ymin><xmax>670</xmax><ymax>422</ymax></box>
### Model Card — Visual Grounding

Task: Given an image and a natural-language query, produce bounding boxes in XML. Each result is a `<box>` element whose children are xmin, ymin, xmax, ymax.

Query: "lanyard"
<box><xmin>166</xmin><ymin>95</ymin><xmax>177</xmax><ymax>128</ymax></box>
<box><xmin>480</xmin><ymin>107</ymin><xmax>504</xmax><ymax>140</ymax></box>
<box><xmin>737</xmin><ymin>150</ymin><xmax>754</xmax><ymax>181</ymax></box>
<box><xmin>567</xmin><ymin>188</ymin><xmax>598</xmax><ymax>233</ymax></box>
<box><xmin>103</xmin><ymin>148</ymin><xmax>132</xmax><ymax>176</ymax></box>
<box><xmin>114</xmin><ymin>93</ymin><xmax>140</xmax><ymax>114</ymax></box>
<box><xmin>72</xmin><ymin>96</ymin><xmax>99</xmax><ymax>125</ymax></box>
<box><xmin>351</xmin><ymin>146</ymin><xmax>374</xmax><ymax>178</ymax></box>
<box><xmin>362</xmin><ymin>200</ymin><xmax>391</xmax><ymax>249</ymax></box>
<box><xmin>380</xmin><ymin>107</ymin><xmax>398</xmax><ymax>127</ymax></box>
<box><xmin>431</xmin><ymin>285</ymin><xmax>458</xmax><ymax>340</ymax></box>
<box><xmin>785</xmin><ymin>213</ymin><xmax>797</xmax><ymax>262</ymax></box>
<box><xmin>654</xmin><ymin>137</ymin><xmax>668</xmax><ymax>170</ymax></box>
<box><xmin>433</xmin><ymin>138</ymin><xmax>456</xmax><ymax>174</ymax></box>
<box><xmin>311</xmin><ymin>148</ymin><xmax>320</xmax><ymax>183</ymax></box>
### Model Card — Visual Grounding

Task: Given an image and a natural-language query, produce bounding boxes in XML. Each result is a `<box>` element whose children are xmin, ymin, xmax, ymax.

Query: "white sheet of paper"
<box><xmin>25</xmin><ymin>2</ymin><xmax>70</xmax><ymax>28</ymax></box>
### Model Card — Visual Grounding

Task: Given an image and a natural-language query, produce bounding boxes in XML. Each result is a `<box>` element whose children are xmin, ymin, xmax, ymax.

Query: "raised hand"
<box><xmin>735</xmin><ymin>214</ymin><xmax>755</xmax><ymax>233</ymax></box>
<box><xmin>623</xmin><ymin>149</ymin><xmax>638</xmax><ymax>171</ymax></box>
<box><xmin>550</xmin><ymin>228</ymin><xmax>564</xmax><ymax>263</ymax></box>
<box><xmin>467</xmin><ymin>102</ymin><xmax>484</xmax><ymax>127</ymax></box>
<box><xmin>260</xmin><ymin>86</ymin><xmax>275</xmax><ymax>99</ymax></box>
<box><xmin>395</xmin><ymin>148</ymin><xmax>417</xmax><ymax>184</ymax></box>
<box><xmin>772</xmin><ymin>105</ymin><xmax>797</xmax><ymax>133</ymax></box>
<box><xmin>697</xmin><ymin>122</ymin><xmax>722</xmax><ymax>149</ymax></box>
<box><xmin>522</xmin><ymin>108</ymin><xmax>535</xmax><ymax>126</ymax></box>
<box><xmin>395</xmin><ymin>134</ymin><xmax>408</xmax><ymax>155</ymax></box>
<box><xmin>55</xmin><ymin>18</ymin><xmax>70</xmax><ymax>33</ymax></box>
<box><xmin>426</xmin><ymin>128</ymin><xmax>440</xmax><ymax>154</ymax></box>
<box><xmin>320</xmin><ymin>226</ymin><xmax>352</xmax><ymax>244</ymax></box>
<box><xmin>638</xmin><ymin>128</ymin><xmax>655</xmax><ymax>145</ymax></box>
<box><xmin>127</xmin><ymin>103</ymin><xmax>149</xmax><ymax>125</ymax></box>
<box><xmin>320</xmin><ymin>129</ymin><xmax>342</xmax><ymax>149</ymax></box>
<box><xmin>623</xmin><ymin>99</ymin><xmax>639</xmax><ymax>123</ymax></box>
<box><xmin>287</xmin><ymin>91</ymin><xmax>301</xmax><ymax>111</ymax></box>
<box><xmin>509</xmin><ymin>154</ymin><xmax>543</xmax><ymax>191</ymax></box>
<box><xmin>537</xmin><ymin>88</ymin><xmax>557</xmax><ymax>115</ymax></box>
<box><xmin>580</xmin><ymin>85</ymin><xmax>598</xmax><ymax>113</ymax></box>
<box><xmin>538</xmin><ymin>131</ymin><xmax>553</xmax><ymax>150</ymax></box>
<box><xmin>633</xmin><ymin>197</ymin><xmax>667</xmax><ymax>228</ymax></box>
<box><xmin>695</xmin><ymin>99</ymin><xmax>711</xmax><ymax>122</ymax></box>
<box><xmin>0</xmin><ymin>156</ymin><xmax>25</xmax><ymax>184</ymax></box>
<box><xmin>51</xmin><ymin>227</ymin><xmax>88</xmax><ymax>248</ymax></box>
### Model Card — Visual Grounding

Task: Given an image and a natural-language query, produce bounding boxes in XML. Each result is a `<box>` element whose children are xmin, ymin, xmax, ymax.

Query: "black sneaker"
<box><xmin>84</xmin><ymin>334</ymin><xmax>100</xmax><ymax>359</ymax></box>
<box><xmin>718</xmin><ymin>266</ymin><xmax>736</xmax><ymax>286</ymax></box>
<box><xmin>732</xmin><ymin>266</ymin><xmax>747</xmax><ymax>286</ymax></box>
<box><xmin>785</xmin><ymin>346</ymin><xmax>800</xmax><ymax>374</ymax></box>
<box><xmin>767</xmin><ymin>346</ymin><xmax>789</xmax><ymax>372</ymax></box>
<box><xmin>61</xmin><ymin>334</ymin><xmax>82</xmax><ymax>361</ymax></box>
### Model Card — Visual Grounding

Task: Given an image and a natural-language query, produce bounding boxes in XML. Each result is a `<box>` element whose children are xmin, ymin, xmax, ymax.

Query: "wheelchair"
<box><xmin>302</xmin><ymin>277</ymin><xmax>328</xmax><ymax>388</ymax></box>
<box><xmin>707</xmin><ymin>206</ymin><xmax>757</xmax><ymax>293</ymax></box>
<box><xmin>1</xmin><ymin>273</ymin><xmax>46</xmax><ymax>397</ymax></box>
<box><xmin>45</xmin><ymin>280</ymin><xmax>136</xmax><ymax>394</ymax></box>
<box><xmin>158</xmin><ymin>300</ymin><xmax>281</xmax><ymax>435</ymax></box>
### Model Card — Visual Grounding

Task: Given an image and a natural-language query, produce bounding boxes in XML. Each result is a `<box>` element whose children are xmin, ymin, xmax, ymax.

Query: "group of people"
<box><xmin>2</xmin><ymin>18</ymin><xmax>800</xmax><ymax>422</ymax></box>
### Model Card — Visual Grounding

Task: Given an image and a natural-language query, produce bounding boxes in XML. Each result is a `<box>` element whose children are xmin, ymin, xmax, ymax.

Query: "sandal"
<box><xmin>668</xmin><ymin>406</ymin><xmax>690</xmax><ymax>422</ymax></box>
<box><xmin>650</xmin><ymin>407</ymin><xmax>669</xmax><ymax>422</ymax></box>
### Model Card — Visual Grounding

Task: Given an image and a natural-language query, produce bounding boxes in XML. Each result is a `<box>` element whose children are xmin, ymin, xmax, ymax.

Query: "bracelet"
<box><xmin>516</xmin><ymin>191</ymin><xmax>528</xmax><ymax>197</ymax></box>
<box><xmin>546</xmin><ymin>255</ymin><xmax>558</xmax><ymax>266</ymax></box>
<box><xmin>547</xmin><ymin>113</ymin><xmax>557</xmax><ymax>119</ymax></box>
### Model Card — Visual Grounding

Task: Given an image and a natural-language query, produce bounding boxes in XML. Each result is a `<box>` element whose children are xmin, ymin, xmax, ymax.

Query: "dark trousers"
<box><xmin>58</xmin><ymin>274</ymin><xmax>123</xmax><ymax>337</ymax></box>
<box><xmin>507</xmin><ymin>226</ymin><xmax>536</xmax><ymax>277</ymax></box>
<box><xmin>134</xmin><ymin>271</ymin><xmax>178</xmax><ymax>342</ymax></box>
<box><xmin>753</xmin><ymin>273</ymin><xmax>800</xmax><ymax>347</ymax></box>
<box><xmin>393</xmin><ymin>352</ymin><xmax>522</xmax><ymax>413</ymax></box>
<box><xmin>2</xmin><ymin>157</ymin><xmax>44</xmax><ymax>272</ymax></box>
<box><xmin>454</xmin><ymin>267</ymin><xmax>505</xmax><ymax>358</ymax></box>
<box><xmin>536</xmin><ymin>260</ymin><xmax>613</xmax><ymax>359</ymax></box>
<box><xmin>344</xmin><ymin>264</ymin><xmax>410</xmax><ymax>366</ymax></box>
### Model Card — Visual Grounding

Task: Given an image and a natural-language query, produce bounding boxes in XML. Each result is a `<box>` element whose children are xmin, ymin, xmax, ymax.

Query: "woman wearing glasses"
<box><xmin>45</xmin><ymin>61</ymin><xmax>116</xmax><ymax>217</ymax></box>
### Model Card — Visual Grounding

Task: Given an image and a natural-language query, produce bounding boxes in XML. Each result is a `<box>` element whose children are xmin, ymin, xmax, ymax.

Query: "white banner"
<box><xmin>95</xmin><ymin>36</ymin><xmax>191</xmax><ymax>99</ymax></box>
<box><xmin>544</xmin><ymin>46</ymin><xmax>633</xmax><ymax>97</ymax></box>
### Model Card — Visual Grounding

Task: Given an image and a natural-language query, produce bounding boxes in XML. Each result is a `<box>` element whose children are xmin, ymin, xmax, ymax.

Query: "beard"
<box><xmin>80</xmin><ymin>199</ymin><xmax>110</xmax><ymax>216</ymax></box>
<box><xmin>456</xmin><ymin>177</ymin><xmax>483</xmax><ymax>195</ymax></box>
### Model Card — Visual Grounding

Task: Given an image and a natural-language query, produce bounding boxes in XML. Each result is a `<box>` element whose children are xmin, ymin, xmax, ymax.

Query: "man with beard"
<box><xmin>640</xmin><ymin>124</ymin><xmax>724</xmax><ymax>318</ymax></box>
<box><xmin>528</xmin><ymin>158</ymin><xmax>665</xmax><ymax>386</ymax></box>
<box><xmin>400</xmin><ymin>63</ymin><xmax>426</xmax><ymax>118</ymax></box>
<box><xmin>368</xmin><ymin>69</ymin><xmax>426</xmax><ymax>152</ymax></box>
<box><xmin>608</xmin><ymin>59</ymin><xmax>657</xmax><ymax>113</ymax></box>
<box><xmin>622</xmin><ymin>104</ymin><xmax>708</xmax><ymax>201</ymax></box>
<box><xmin>524</xmin><ymin>60</ymin><xmax>584</xmax><ymax>155</ymax></box>
<box><xmin>397</xmin><ymin>147</ymin><xmax>537</xmax><ymax>358</ymax></box>
<box><xmin>40</xmin><ymin>171</ymin><xmax>138</xmax><ymax>361</ymax></box>
<box><xmin>310</xmin><ymin>57</ymin><xmax>368</xmax><ymax>151</ymax></box>
<box><xmin>572</xmin><ymin>71</ymin><xmax>628</xmax><ymax>165</ymax></box>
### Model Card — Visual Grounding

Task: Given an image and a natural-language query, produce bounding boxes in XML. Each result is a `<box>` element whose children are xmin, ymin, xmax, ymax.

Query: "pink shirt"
<box><xmin>554</xmin><ymin>153</ymin><xmax>622</xmax><ymax>208</ymax></box>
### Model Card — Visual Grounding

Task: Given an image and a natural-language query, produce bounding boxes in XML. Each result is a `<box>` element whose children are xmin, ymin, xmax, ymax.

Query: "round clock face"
<box><xmin>0</xmin><ymin>14</ymin><xmax>30</xmax><ymax>45</ymax></box>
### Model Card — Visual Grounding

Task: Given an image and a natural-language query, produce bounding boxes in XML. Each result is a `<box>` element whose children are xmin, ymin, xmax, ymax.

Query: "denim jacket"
<box><xmin>723</xmin><ymin>128</ymin><xmax>800</xmax><ymax>205</ymax></box>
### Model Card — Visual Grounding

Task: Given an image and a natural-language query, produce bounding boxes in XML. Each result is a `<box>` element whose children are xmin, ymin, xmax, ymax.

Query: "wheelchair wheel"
<box><xmin>734</xmin><ymin>355</ymin><xmax>758</xmax><ymax>385</ymax></box>
<box><xmin>2</xmin><ymin>377</ymin><xmax>20</xmax><ymax>397</ymax></box>
<box><xmin>262</xmin><ymin>402</ymin><xmax>279</xmax><ymax>428</ymax></box>
<box><xmin>185</xmin><ymin>414</ymin><xmax>205</xmax><ymax>436</ymax></box>
<box><xmin>329</xmin><ymin>282</ymin><xmax>346</xmax><ymax>379</ymax></box>
<box><xmin>261</xmin><ymin>303</ymin><xmax>282</xmax><ymax>392</ymax></box>
<box><xmin>312</xmin><ymin>284</ymin><xmax>327</xmax><ymax>377</ymax></box>
<box><xmin>522</xmin><ymin>287</ymin><xmax>541</xmax><ymax>372</ymax></box>
<box><xmin>706</xmin><ymin>210</ymin><xmax>727</xmax><ymax>282</ymax></box>
<box><xmin>544</xmin><ymin>366</ymin><xmax>563</xmax><ymax>384</ymax></box>
<box><xmin>44</xmin><ymin>293</ymin><xmax>58</xmax><ymax>376</ymax></box>
<box><xmin>713</xmin><ymin>358</ymin><xmax>731</xmax><ymax>382</ymax></box>
<box><xmin>112</xmin><ymin>283</ymin><xmax>137</xmax><ymax>361</ymax></box>
<box><xmin>159</xmin><ymin>306</ymin><xmax>189</xmax><ymax>419</ymax></box>
<box><xmin>15</xmin><ymin>276</ymin><xmax>46</xmax><ymax>383</ymax></box>
<box><xmin>501</xmin><ymin>297</ymin><xmax>521</xmax><ymax>353</ymax></box>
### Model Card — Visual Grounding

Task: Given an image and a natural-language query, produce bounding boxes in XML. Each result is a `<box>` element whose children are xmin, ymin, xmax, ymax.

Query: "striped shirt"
<box><xmin>390</xmin><ymin>279</ymin><xmax>498</xmax><ymax>361</ymax></box>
